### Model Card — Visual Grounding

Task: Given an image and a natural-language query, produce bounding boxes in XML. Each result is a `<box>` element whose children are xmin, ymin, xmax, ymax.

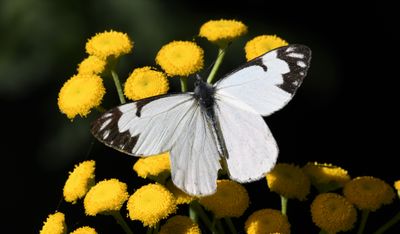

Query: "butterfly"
<box><xmin>91</xmin><ymin>44</ymin><xmax>311</xmax><ymax>196</ymax></box>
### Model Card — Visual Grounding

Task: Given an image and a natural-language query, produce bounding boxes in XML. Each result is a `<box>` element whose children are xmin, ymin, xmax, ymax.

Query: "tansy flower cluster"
<box><xmin>45</xmin><ymin>20</ymin><xmax>400</xmax><ymax>234</ymax></box>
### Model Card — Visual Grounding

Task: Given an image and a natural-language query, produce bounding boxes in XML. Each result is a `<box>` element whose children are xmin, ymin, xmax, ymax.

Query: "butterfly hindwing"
<box><xmin>214</xmin><ymin>92</ymin><xmax>278</xmax><ymax>182</ymax></box>
<box><xmin>215</xmin><ymin>44</ymin><xmax>311</xmax><ymax>116</ymax></box>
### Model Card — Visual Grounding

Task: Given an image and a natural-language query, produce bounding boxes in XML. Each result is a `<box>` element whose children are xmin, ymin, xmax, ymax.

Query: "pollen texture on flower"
<box><xmin>159</xmin><ymin>215</ymin><xmax>201</xmax><ymax>234</ymax></box>
<box><xmin>124</xmin><ymin>67</ymin><xmax>169</xmax><ymax>101</ymax></box>
<box><xmin>85</xmin><ymin>30</ymin><xmax>133</xmax><ymax>59</ymax></box>
<box><xmin>83</xmin><ymin>178</ymin><xmax>128</xmax><ymax>216</ymax></box>
<box><xmin>303</xmin><ymin>162</ymin><xmax>350</xmax><ymax>192</ymax></box>
<box><xmin>155</xmin><ymin>41</ymin><xmax>204</xmax><ymax>77</ymax></box>
<box><xmin>245</xmin><ymin>208</ymin><xmax>290</xmax><ymax>234</ymax></box>
<box><xmin>244</xmin><ymin>35</ymin><xmax>288</xmax><ymax>61</ymax></box>
<box><xmin>199</xmin><ymin>179</ymin><xmax>249</xmax><ymax>218</ymax></box>
<box><xmin>199</xmin><ymin>19</ymin><xmax>247</xmax><ymax>47</ymax></box>
<box><xmin>39</xmin><ymin>212</ymin><xmax>67</xmax><ymax>234</ymax></box>
<box><xmin>311</xmin><ymin>193</ymin><xmax>357</xmax><ymax>233</ymax></box>
<box><xmin>63</xmin><ymin>160</ymin><xmax>95</xmax><ymax>204</ymax></box>
<box><xmin>57</xmin><ymin>74</ymin><xmax>105</xmax><ymax>119</ymax></box>
<box><xmin>343</xmin><ymin>176</ymin><xmax>395</xmax><ymax>211</ymax></box>
<box><xmin>127</xmin><ymin>183</ymin><xmax>177</xmax><ymax>227</ymax></box>
<box><xmin>77</xmin><ymin>56</ymin><xmax>106</xmax><ymax>75</ymax></box>
<box><xmin>69</xmin><ymin>226</ymin><xmax>97</xmax><ymax>234</ymax></box>
<box><xmin>266</xmin><ymin>163</ymin><xmax>310</xmax><ymax>200</ymax></box>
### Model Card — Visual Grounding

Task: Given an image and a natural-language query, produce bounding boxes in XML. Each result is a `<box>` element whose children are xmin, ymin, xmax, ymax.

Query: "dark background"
<box><xmin>1</xmin><ymin>0</ymin><xmax>398</xmax><ymax>233</ymax></box>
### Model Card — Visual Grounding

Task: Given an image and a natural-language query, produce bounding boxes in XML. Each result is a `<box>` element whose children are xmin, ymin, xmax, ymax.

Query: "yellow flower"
<box><xmin>85</xmin><ymin>30</ymin><xmax>133</xmax><ymax>59</ymax></box>
<box><xmin>63</xmin><ymin>160</ymin><xmax>96</xmax><ymax>204</ymax></box>
<box><xmin>199</xmin><ymin>19</ymin><xmax>247</xmax><ymax>47</ymax></box>
<box><xmin>77</xmin><ymin>56</ymin><xmax>106</xmax><ymax>75</ymax></box>
<box><xmin>133</xmin><ymin>152</ymin><xmax>170</xmax><ymax>179</ymax></box>
<box><xmin>199</xmin><ymin>180</ymin><xmax>249</xmax><ymax>218</ymax></box>
<box><xmin>165</xmin><ymin>180</ymin><xmax>196</xmax><ymax>205</ymax></box>
<box><xmin>156</xmin><ymin>41</ymin><xmax>204</xmax><ymax>77</ymax></box>
<box><xmin>266</xmin><ymin>163</ymin><xmax>310</xmax><ymax>200</ymax></box>
<box><xmin>159</xmin><ymin>215</ymin><xmax>201</xmax><ymax>234</ymax></box>
<box><xmin>124</xmin><ymin>67</ymin><xmax>169</xmax><ymax>101</ymax></box>
<box><xmin>245</xmin><ymin>208</ymin><xmax>290</xmax><ymax>234</ymax></box>
<box><xmin>69</xmin><ymin>226</ymin><xmax>97</xmax><ymax>234</ymax></box>
<box><xmin>127</xmin><ymin>183</ymin><xmax>177</xmax><ymax>227</ymax></box>
<box><xmin>394</xmin><ymin>180</ymin><xmax>400</xmax><ymax>197</ymax></box>
<box><xmin>58</xmin><ymin>74</ymin><xmax>105</xmax><ymax>119</ymax></box>
<box><xmin>311</xmin><ymin>193</ymin><xmax>357</xmax><ymax>233</ymax></box>
<box><xmin>303</xmin><ymin>162</ymin><xmax>350</xmax><ymax>192</ymax></box>
<box><xmin>343</xmin><ymin>176</ymin><xmax>395</xmax><ymax>211</ymax></box>
<box><xmin>84</xmin><ymin>179</ymin><xmax>128</xmax><ymax>216</ymax></box>
<box><xmin>244</xmin><ymin>35</ymin><xmax>288</xmax><ymax>61</ymax></box>
<box><xmin>39</xmin><ymin>212</ymin><xmax>67</xmax><ymax>234</ymax></box>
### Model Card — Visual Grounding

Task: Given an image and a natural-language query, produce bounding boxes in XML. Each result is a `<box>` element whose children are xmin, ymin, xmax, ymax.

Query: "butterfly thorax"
<box><xmin>194</xmin><ymin>75</ymin><xmax>215</xmax><ymax>112</ymax></box>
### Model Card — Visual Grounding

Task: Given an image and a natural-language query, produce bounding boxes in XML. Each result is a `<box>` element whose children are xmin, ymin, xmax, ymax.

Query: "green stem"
<box><xmin>207</xmin><ymin>48</ymin><xmax>226</xmax><ymax>84</ymax></box>
<box><xmin>373</xmin><ymin>210</ymin><xmax>400</xmax><ymax>234</ymax></box>
<box><xmin>153</xmin><ymin>223</ymin><xmax>159</xmax><ymax>234</ymax></box>
<box><xmin>189</xmin><ymin>201</ymin><xmax>216</xmax><ymax>233</ymax></box>
<box><xmin>215</xmin><ymin>218</ymin><xmax>225</xmax><ymax>234</ymax></box>
<box><xmin>281</xmin><ymin>195</ymin><xmax>288</xmax><ymax>215</ymax></box>
<box><xmin>111</xmin><ymin>211</ymin><xmax>134</xmax><ymax>234</ymax></box>
<box><xmin>180</xmin><ymin>76</ymin><xmax>188</xmax><ymax>92</ymax></box>
<box><xmin>111</xmin><ymin>69</ymin><xmax>126</xmax><ymax>104</ymax></box>
<box><xmin>319</xmin><ymin>230</ymin><xmax>328</xmax><ymax>234</ymax></box>
<box><xmin>146</xmin><ymin>227</ymin><xmax>152</xmax><ymax>234</ymax></box>
<box><xmin>357</xmin><ymin>210</ymin><xmax>370</xmax><ymax>234</ymax></box>
<box><xmin>224</xmin><ymin>217</ymin><xmax>237</xmax><ymax>234</ymax></box>
<box><xmin>189</xmin><ymin>202</ymin><xmax>199</xmax><ymax>223</ymax></box>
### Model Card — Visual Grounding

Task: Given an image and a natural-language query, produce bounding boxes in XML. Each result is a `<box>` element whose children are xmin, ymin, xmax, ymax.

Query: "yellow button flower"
<box><xmin>245</xmin><ymin>208</ymin><xmax>290</xmax><ymax>234</ymax></box>
<box><xmin>63</xmin><ymin>160</ymin><xmax>95</xmax><ymax>204</ymax></box>
<box><xmin>394</xmin><ymin>180</ymin><xmax>400</xmax><ymax>197</ymax></box>
<box><xmin>133</xmin><ymin>152</ymin><xmax>171</xmax><ymax>179</ymax></box>
<box><xmin>77</xmin><ymin>56</ymin><xmax>106</xmax><ymax>75</ymax></box>
<box><xmin>58</xmin><ymin>74</ymin><xmax>106</xmax><ymax>120</ymax></box>
<box><xmin>127</xmin><ymin>183</ymin><xmax>177</xmax><ymax>227</ymax></box>
<box><xmin>159</xmin><ymin>215</ymin><xmax>201</xmax><ymax>234</ymax></box>
<box><xmin>124</xmin><ymin>67</ymin><xmax>169</xmax><ymax>101</ymax></box>
<box><xmin>85</xmin><ymin>30</ymin><xmax>133</xmax><ymax>59</ymax></box>
<box><xmin>156</xmin><ymin>41</ymin><xmax>204</xmax><ymax>77</ymax></box>
<box><xmin>199</xmin><ymin>19</ymin><xmax>247</xmax><ymax>47</ymax></box>
<box><xmin>39</xmin><ymin>212</ymin><xmax>67</xmax><ymax>234</ymax></box>
<box><xmin>244</xmin><ymin>35</ymin><xmax>288</xmax><ymax>61</ymax></box>
<box><xmin>343</xmin><ymin>176</ymin><xmax>395</xmax><ymax>211</ymax></box>
<box><xmin>84</xmin><ymin>179</ymin><xmax>128</xmax><ymax>216</ymax></box>
<box><xmin>199</xmin><ymin>179</ymin><xmax>249</xmax><ymax>218</ymax></box>
<box><xmin>266</xmin><ymin>163</ymin><xmax>310</xmax><ymax>200</ymax></box>
<box><xmin>311</xmin><ymin>193</ymin><xmax>357</xmax><ymax>233</ymax></box>
<box><xmin>69</xmin><ymin>226</ymin><xmax>97</xmax><ymax>234</ymax></box>
<box><xmin>165</xmin><ymin>180</ymin><xmax>196</xmax><ymax>205</ymax></box>
<box><xmin>303</xmin><ymin>162</ymin><xmax>350</xmax><ymax>192</ymax></box>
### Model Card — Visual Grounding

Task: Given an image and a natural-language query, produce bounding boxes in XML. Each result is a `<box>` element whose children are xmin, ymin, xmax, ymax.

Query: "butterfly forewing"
<box><xmin>215</xmin><ymin>44</ymin><xmax>311</xmax><ymax>116</ymax></box>
<box><xmin>91</xmin><ymin>94</ymin><xmax>222</xmax><ymax>195</ymax></box>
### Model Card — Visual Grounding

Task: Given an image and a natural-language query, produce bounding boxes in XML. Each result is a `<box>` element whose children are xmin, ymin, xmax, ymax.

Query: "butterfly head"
<box><xmin>194</xmin><ymin>74</ymin><xmax>215</xmax><ymax>109</ymax></box>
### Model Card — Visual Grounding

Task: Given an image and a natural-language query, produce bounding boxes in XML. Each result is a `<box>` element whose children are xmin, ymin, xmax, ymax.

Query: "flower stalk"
<box><xmin>111</xmin><ymin>211</ymin><xmax>134</xmax><ymax>234</ymax></box>
<box><xmin>357</xmin><ymin>210</ymin><xmax>369</xmax><ymax>234</ymax></box>
<box><xmin>374</xmin><ymin>210</ymin><xmax>400</xmax><ymax>234</ymax></box>
<box><xmin>207</xmin><ymin>48</ymin><xmax>225</xmax><ymax>84</ymax></box>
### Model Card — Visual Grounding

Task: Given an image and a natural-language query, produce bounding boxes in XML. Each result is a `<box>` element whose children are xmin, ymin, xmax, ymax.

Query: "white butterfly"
<box><xmin>91</xmin><ymin>45</ymin><xmax>311</xmax><ymax>196</ymax></box>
